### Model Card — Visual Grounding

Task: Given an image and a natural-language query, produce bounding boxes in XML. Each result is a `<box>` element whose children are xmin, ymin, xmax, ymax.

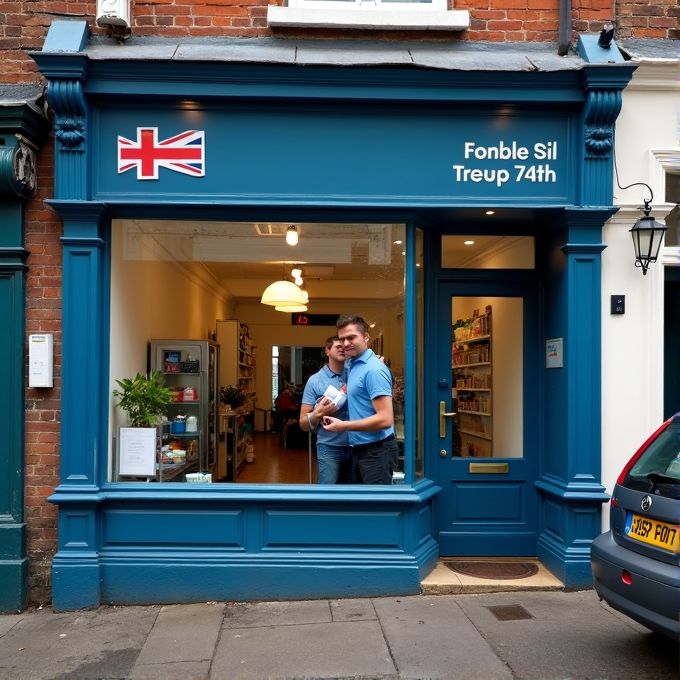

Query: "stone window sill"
<box><xmin>267</xmin><ymin>6</ymin><xmax>470</xmax><ymax>30</ymax></box>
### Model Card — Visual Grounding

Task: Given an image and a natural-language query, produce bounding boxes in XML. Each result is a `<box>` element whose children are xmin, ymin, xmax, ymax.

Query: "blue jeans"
<box><xmin>316</xmin><ymin>443</ymin><xmax>353</xmax><ymax>484</ymax></box>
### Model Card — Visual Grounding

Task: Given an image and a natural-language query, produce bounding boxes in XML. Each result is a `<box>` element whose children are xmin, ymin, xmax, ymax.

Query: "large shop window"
<box><xmin>109</xmin><ymin>220</ymin><xmax>411</xmax><ymax>486</ymax></box>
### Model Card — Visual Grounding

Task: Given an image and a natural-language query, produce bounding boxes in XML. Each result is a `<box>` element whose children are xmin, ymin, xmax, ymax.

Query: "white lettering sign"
<box><xmin>453</xmin><ymin>140</ymin><xmax>558</xmax><ymax>186</ymax></box>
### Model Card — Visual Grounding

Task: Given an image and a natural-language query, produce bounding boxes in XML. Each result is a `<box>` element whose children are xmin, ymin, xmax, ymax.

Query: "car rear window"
<box><xmin>623</xmin><ymin>418</ymin><xmax>680</xmax><ymax>497</ymax></box>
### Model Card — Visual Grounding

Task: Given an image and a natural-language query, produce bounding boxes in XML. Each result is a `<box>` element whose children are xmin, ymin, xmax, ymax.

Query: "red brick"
<box><xmin>487</xmin><ymin>18</ymin><xmax>524</xmax><ymax>28</ymax></box>
<box><xmin>649</xmin><ymin>16</ymin><xmax>676</xmax><ymax>26</ymax></box>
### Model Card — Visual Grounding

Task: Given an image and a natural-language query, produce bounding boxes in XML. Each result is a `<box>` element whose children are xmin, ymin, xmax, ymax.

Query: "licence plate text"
<box><xmin>625</xmin><ymin>513</ymin><xmax>680</xmax><ymax>553</ymax></box>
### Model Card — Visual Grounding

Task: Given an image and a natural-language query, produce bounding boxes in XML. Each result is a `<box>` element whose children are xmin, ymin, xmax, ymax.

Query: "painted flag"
<box><xmin>118</xmin><ymin>128</ymin><xmax>205</xmax><ymax>180</ymax></box>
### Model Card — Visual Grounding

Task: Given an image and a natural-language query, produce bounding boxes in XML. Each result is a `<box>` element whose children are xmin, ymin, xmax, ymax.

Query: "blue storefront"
<box><xmin>27</xmin><ymin>21</ymin><xmax>636</xmax><ymax>610</ymax></box>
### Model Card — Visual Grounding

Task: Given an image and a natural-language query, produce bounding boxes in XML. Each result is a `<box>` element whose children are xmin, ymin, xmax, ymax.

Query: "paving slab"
<box><xmin>129</xmin><ymin>660</ymin><xmax>212</xmax><ymax>679</ymax></box>
<box><xmin>211</xmin><ymin>619</ymin><xmax>396</xmax><ymax>679</ymax></box>
<box><xmin>221</xmin><ymin>600</ymin><xmax>332</xmax><ymax>629</ymax></box>
<box><xmin>373</xmin><ymin>596</ymin><xmax>513</xmax><ymax>679</ymax></box>
<box><xmin>0</xmin><ymin>615</ymin><xmax>23</xmax><ymax>638</ymax></box>
<box><xmin>456</xmin><ymin>590</ymin><xmax>680</xmax><ymax>680</ymax></box>
<box><xmin>330</xmin><ymin>598</ymin><xmax>378</xmax><ymax>623</ymax></box>
<box><xmin>0</xmin><ymin>606</ymin><xmax>158</xmax><ymax>680</ymax></box>
<box><xmin>134</xmin><ymin>603</ymin><xmax>225</xmax><ymax>666</ymax></box>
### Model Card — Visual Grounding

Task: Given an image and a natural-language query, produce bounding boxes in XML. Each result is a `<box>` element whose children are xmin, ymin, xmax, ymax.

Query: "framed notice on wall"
<box><xmin>118</xmin><ymin>427</ymin><xmax>157</xmax><ymax>476</ymax></box>
<box><xmin>546</xmin><ymin>338</ymin><xmax>563</xmax><ymax>369</ymax></box>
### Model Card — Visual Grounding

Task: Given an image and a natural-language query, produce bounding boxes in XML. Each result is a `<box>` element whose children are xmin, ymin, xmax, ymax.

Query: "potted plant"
<box><xmin>113</xmin><ymin>370</ymin><xmax>174</xmax><ymax>427</ymax></box>
<box><xmin>113</xmin><ymin>371</ymin><xmax>174</xmax><ymax>476</ymax></box>
<box><xmin>220</xmin><ymin>384</ymin><xmax>245</xmax><ymax>411</ymax></box>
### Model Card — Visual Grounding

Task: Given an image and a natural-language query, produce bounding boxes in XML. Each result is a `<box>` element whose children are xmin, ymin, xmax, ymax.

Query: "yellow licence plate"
<box><xmin>625</xmin><ymin>513</ymin><xmax>680</xmax><ymax>553</ymax></box>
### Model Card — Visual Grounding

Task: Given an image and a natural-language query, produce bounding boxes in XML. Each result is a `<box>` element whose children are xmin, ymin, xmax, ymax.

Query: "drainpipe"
<box><xmin>558</xmin><ymin>0</ymin><xmax>571</xmax><ymax>56</ymax></box>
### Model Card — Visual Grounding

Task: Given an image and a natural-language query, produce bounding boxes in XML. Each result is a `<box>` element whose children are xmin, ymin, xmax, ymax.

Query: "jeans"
<box><xmin>352</xmin><ymin>439</ymin><xmax>399</xmax><ymax>485</ymax></box>
<box><xmin>316</xmin><ymin>443</ymin><xmax>353</xmax><ymax>484</ymax></box>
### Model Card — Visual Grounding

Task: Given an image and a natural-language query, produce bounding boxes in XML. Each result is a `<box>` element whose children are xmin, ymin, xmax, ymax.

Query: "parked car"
<box><xmin>591</xmin><ymin>413</ymin><xmax>680</xmax><ymax>640</ymax></box>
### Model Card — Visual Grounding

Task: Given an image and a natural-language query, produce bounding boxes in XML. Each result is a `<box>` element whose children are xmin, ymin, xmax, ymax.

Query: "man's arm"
<box><xmin>299</xmin><ymin>397</ymin><xmax>338</xmax><ymax>433</ymax></box>
<box><xmin>323</xmin><ymin>395</ymin><xmax>393</xmax><ymax>432</ymax></box>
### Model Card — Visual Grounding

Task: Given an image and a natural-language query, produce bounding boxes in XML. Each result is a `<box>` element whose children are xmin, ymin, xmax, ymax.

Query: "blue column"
<box><xmin>537</xmin><ymin>208</ymin><xmax>613</xmax><ymax>589</ymax></box>
<box><xmin>48</xmin><ymin>201</ymin><xmax>109</xmax><ymax>611</ymax></box>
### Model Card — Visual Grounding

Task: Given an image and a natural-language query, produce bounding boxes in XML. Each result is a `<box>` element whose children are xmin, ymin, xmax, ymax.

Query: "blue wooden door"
<box><xmin>436</xmin><ymin>280</ymin><xmax>540</xmax><ymax>556</ymax></box>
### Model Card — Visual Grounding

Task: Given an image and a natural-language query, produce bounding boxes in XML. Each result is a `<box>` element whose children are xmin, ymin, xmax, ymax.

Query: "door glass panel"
<box><xmin>442</xmin><ymin>236</ymin><xmax>534</xmax><ymax>269</ymax></box>
<box><xmin>452</xmin><ymin>297</ymin><xmax>523</xmax><ymax>459</ymax></box>
<box><xmin>415</xmin><ymin>227</ymin><xmax>424</xmax><ymax>477</ymax></box>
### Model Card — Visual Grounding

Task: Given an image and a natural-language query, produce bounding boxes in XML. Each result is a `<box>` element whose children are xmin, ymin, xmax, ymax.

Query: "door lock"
<box><xmin>439</xmin><ymin>401</ymin><xmax>456</xmax><ymax>438</ymax></box>
<box><xmin>439</xmin><ymin>449</ymin><xmax>447</xmax><ymax>459</ymax></box>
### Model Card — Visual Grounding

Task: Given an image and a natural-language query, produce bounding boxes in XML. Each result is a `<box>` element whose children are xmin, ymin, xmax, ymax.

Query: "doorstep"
<box><xmin>421</xmin><ymin>558</ymin><xmax>563</xmax><ymax>595</ymax></box>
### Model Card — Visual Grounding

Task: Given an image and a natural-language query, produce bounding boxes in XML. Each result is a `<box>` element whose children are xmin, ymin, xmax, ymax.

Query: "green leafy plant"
<box><xmin>113</xmin><ymin>370</ymin><xmax>174</xmax><ymax>427</ymax></box>
<box><xmin>220</xmin><ymin>384</ymin><xmax>245</xmax><ymax>408</ymax></box>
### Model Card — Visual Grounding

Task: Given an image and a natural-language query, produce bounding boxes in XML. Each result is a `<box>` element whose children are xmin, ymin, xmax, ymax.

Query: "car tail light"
<box><xmin>621</xmin><ymin>570</ymin><xmax>632</xmax><ymax>585</ymax></box>
<box><xmin>611</xmin><ymin>497</ymin><xmax>618</xmax><ymax>507</ymax></box>
<box><xmin>616</xmin><ymin>418</ymin><xmax>672</xmax><ymax>486</ymax></box>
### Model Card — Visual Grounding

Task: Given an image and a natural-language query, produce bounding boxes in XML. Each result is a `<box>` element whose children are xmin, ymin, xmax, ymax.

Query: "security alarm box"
<box><xmin>29</xmin><ymin>334</ymin><xmax>53</xmax><ymax>388</ymax></box>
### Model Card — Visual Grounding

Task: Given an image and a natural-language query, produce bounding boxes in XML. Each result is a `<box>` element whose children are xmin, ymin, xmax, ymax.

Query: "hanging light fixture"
<box><xmin>630</xmin><ymin>198</ymin><xmax>667</xmax><ymax>275</ymax></box>
<box><xmin>261</xmin><ymin>260</ymin><xmax>307</xmax><ymax>307</ymax></box>
<box><xmin>286</xmin><ymin>226</ymin><xmax>298</xmax><ymax>246</ymax></box>
<box><xmin>291</xmin><ymin>267</ymin><xmax>302</xmax><ymax>278</ymax></box>
<box><xmin>275</xmin><ymin>304</ymin><xmax>308</xmax><ymax>313</ymax></box>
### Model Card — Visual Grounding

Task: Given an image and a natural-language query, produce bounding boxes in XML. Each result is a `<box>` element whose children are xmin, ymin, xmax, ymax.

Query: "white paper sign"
<box><xmin>546</xmin><ymin>338</ymin><xmax>563</xmax><ymax>369</ymax></box>
<box><xmin>119</xmin><ymin>427</ymin><xmax>157</xmax><ymax>476</ymax></box>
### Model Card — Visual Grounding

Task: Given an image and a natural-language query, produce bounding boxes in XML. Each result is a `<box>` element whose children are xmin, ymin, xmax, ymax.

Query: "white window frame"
<box><xmin>287</xmin><ymin>0</ymin><xmax>447</xmax><ymax>11</ymax></box>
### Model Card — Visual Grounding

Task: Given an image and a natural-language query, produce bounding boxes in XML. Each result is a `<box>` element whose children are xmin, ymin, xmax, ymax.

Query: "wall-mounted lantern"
<box><xmin>630</xmin><ymin>197</ymin><xmax>667</xmax><ymax>275</ymax></box>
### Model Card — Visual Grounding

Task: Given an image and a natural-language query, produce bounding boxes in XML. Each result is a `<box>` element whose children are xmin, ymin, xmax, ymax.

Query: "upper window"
<box><xmin>267</xmin><ymin>0</ymin><xmax>469</xmax><ymax>30</ymax></box>
<box><xmin>287</xmin><ymin>0</ymin><xmax>447</xmax><ymax>11</ymax></box>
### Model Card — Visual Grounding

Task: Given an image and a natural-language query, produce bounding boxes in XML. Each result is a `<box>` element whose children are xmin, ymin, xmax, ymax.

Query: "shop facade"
<box><xmin>24</xmin><ymin>20</ymin><xmax>640</xmax><ymax>610</ymax></box>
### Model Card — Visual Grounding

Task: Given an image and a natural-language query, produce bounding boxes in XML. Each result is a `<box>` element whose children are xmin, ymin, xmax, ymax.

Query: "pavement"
<box><xmin>1</xmin><ymin>563</ymin><xmax>678</xmax><ymax>680</ymax></box>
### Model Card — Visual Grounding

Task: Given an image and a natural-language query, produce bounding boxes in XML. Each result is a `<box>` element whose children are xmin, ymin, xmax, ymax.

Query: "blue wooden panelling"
<box><xmin>103</xmin><ymin>509</ymin><xmax>247</xmax><ymax>548</ymax></box>
<box><xmin>455</xmin><ymin>483</ymin><xmax>525</xmax><ymax>522</ymax></box>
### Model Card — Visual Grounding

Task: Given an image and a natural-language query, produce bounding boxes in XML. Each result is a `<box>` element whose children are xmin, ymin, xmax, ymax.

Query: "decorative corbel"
<box><xmin>582</xmin><ymin>89</ymin><xmax>621</xmax><ymax>160</ymax></box>
<box><xmin>0</xmin><ymin>134</ymin><xmax>39</xmax><ymax>198</ymax></box>
<box><xmin>48</xmin><ymin>78</ymin><xmax>88</xmax><ymax>153</ymax></box>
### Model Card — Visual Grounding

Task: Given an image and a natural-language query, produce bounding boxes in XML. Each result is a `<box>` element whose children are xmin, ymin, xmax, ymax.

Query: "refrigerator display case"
<box><xmin>151</xmin><ymin>339</ymin><xmax>220</xmax><ymax>482</ymax></box>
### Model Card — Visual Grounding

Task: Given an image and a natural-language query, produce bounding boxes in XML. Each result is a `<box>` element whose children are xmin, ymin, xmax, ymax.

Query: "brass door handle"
<box><xmin>440</xmin><ymin>401</ymin><xmax>456</xmax><ymax>438</ymax></box>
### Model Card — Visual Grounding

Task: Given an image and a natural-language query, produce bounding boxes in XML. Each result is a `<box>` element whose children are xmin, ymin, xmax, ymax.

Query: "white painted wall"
<box><xmin>600</xmin><ymin>60</ymin><xmax>679</xmax><ymax>526</ymax></box>
<box><xmin>109</xmin><ymin>224</ymin><xmax>235</xmax><ymax>467</ymax></box>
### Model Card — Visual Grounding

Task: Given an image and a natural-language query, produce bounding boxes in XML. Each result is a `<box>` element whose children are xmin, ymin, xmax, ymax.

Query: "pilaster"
<box><xmin>47</xmin><ymin>200</ymin><xmax>110</xmax><ymax>610</ymax></box>
<box><xmin>537</xmin><ymin>208</ymin><xmax>614</xmax><ymax>589</ymax></box>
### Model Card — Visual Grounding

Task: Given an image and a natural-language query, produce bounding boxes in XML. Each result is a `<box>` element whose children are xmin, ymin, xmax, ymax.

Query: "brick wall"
<box><xmin>24</xmin><ymin>137</ymin><xmax>62</xmax><ymax>605</ymax></box>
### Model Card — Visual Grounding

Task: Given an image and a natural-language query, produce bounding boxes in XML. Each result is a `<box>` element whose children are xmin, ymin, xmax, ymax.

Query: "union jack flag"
<box><xmin>118</xmin><ymin>128</ymin><xmax>205</xmax><ymax>180</ymax></box>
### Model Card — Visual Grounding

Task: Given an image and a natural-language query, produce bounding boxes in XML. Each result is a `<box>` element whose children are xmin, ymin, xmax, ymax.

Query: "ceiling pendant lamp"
<box><xmin>261</xmin><ymin>280</ymin><xmax>307</xmax><ymax>307</ymax></box>
<box><xmin>286</xmin><ymin>226</ymin><xmax>298</xmax><ymax>246</ymax></box>
<box><xmin>275</xmin><ymin>304</ymin><xmax>308</xmax><ymax>313</ymax></box>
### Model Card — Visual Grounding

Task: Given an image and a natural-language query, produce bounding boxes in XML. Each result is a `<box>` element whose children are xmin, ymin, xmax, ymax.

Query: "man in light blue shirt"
<box><xmin>299</xmin><ymin>336</ymin><xmax>352</xmax><ymax>484</ymax></box>
<box><xmin>322</xmin><ymin>315</ymin><xmax>397</xmax><ymax>485</ymax></box>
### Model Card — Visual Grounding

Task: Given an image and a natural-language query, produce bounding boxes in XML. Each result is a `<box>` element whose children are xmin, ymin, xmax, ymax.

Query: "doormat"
<box><xmin>441</xmin><ymin>560</ymin><xmax>539</xmax><ymax>580</ymax></box>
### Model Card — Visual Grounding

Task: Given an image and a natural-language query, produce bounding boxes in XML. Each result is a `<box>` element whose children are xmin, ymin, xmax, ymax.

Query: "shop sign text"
<box><xmin>453</xmin><ymin>141</ymin><xmax>558</xmax><ymax>188</ymax></box>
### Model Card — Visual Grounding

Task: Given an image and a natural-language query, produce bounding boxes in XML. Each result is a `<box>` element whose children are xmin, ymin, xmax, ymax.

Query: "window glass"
<box><xmin>109</xmin><ymin>221</ymin><xmax>408</xmax><ymax>486</ymax></box>
<box><xmin>451</xmin><ymin>297</ymin><xmax>523</xmax><ymax>459</ymax></box>
<box><xmin>664</xmin><ymin>172</ymin><xmax>679</xmax><ymax>248</ymax></box>
<box><xmin>415</xmin><ymin>227</ymin><xmax>424</xmax><ymax>478</ymax></box>
<box><xmin>442</xmin><ymin>236</ymin><xmax>534</xmax><ymax>269</ymax></box>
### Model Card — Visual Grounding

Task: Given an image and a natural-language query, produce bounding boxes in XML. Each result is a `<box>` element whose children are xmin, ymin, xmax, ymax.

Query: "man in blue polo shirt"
<box><xmin>322</xmin><ymin>315</ymin><xmax>397</xmax><ymax>485</ymax></box>
<box><xmin>299</xmin><ymin>336</ymin><xmax>352</xmax><ymax>484</ymax></box>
